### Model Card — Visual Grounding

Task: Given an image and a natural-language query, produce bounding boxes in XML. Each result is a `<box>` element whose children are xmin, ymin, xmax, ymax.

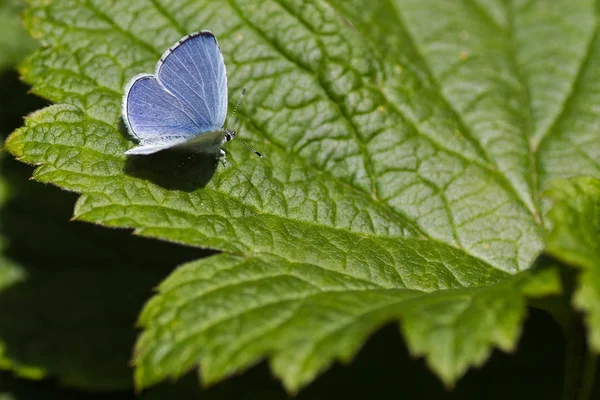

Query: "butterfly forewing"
<box><xmin>156</xmin><ymin>31</ymin><xmax>228</xmax><ymax>131</ymax></box>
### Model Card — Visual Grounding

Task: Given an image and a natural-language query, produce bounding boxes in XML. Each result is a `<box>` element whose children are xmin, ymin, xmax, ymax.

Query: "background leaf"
<box><xmin>6</xmin><ymin>0</ymin><xmax>600</xmax><ymax>393</ymax></box>
<box><xmin>545</xmin><ymin>178</ymin><xmax>600</xmax><ymax>352</ymax></box>
<box><xmin>0</xmin><ymin>0</ymin><xmax>36</xmax><ymax>72</ymax></box>
<box><xmin>0</xmin><ymin>0</ymin><xmax>40</xmax><ymax>326</ymax></box>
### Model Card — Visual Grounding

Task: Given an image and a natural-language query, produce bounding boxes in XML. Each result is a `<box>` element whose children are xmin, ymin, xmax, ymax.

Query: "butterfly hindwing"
<box><xmin>123</xmin><ymin>74</ymin><xmax>201</xmax><ymax>154</ymax></box>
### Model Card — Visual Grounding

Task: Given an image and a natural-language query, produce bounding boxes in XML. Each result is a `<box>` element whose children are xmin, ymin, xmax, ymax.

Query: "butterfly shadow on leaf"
<box><xmin>117</xmin><ymin>114</ymin><xmax>219</xmax><ymax>192</ymax></box>
<box><xmin>123</xmin><ymin>149</ymin><xmax>219</xmax><ymax>192</ymax></box>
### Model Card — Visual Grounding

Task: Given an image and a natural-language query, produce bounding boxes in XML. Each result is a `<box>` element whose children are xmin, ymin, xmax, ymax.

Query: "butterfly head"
<box><xmin>224</xmin><ymin>129</ymin><xmax>236</xmax><ymax>142</ymax></box>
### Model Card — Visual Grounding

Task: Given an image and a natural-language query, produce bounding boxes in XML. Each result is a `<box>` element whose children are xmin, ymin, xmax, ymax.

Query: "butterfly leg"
<box><xmin>218</xmin><ymin>149</ymin><xmax>227</xmax><ymax>168</ymax></box>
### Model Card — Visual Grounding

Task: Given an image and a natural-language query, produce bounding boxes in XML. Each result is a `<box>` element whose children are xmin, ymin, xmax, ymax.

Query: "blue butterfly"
<box><xmin>122</xmin><ymin>31</ymin><xmax>261</xmax><ymax>161</ymax></box>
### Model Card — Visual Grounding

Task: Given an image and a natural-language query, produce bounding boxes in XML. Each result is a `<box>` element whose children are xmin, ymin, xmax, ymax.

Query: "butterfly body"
<box><xmin>122</xmin><ymin>31</ymin><xmax>231</xmax><ymax>157</ymax></box>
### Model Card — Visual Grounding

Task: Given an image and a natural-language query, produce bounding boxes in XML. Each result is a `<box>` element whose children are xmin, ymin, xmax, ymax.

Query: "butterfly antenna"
<box><xmin>225</xmin><ymin>87</ymin><xmax>246</xmax><ymax>129</ymax></box>
<box><xmin>234</xmin><ymin>135</ymin><xmax>263</xmax><ymax>158</ymax></box>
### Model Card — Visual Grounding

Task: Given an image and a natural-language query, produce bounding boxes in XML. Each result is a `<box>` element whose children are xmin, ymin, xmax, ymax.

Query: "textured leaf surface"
<box><xmin>546</xmin><ymin>178</ymin><xmax>600</xmax><ymax>351</ymax></box>
<box><xmin>6</xmin><ymin>0</ymin><xmax>598</xmax><ymax>392</ymax></box>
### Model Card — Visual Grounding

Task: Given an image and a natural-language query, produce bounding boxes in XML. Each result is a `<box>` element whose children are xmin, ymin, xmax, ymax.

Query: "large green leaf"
<box><xmin>7</xmin><ymin>0</ymin><xmax>597</xmax><ymax>392</ymax></box>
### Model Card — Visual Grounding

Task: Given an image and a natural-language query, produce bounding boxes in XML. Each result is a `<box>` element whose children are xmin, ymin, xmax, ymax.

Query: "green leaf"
<box><xmin>7</xmin><ymin>0</ymin><xmax>598</xmax><ymax>392</ymax></box>
<box><xmin>545</xmin><ymin>177</ymin><xmax>600</xmax><ymax>352</ymax></box>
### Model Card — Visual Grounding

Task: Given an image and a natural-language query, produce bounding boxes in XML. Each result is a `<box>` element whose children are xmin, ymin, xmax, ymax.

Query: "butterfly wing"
<box><xmin>156</xmin><ymin>31</ymin><xmax>228</xmax><ymax>130</ymax></box>
<box><xmin>123</xmin><ymin>31</ymin><xmax>228</xmax><ymax>156</ymax></box>
<box><xmin>123</xmin><ymin>74</ymin><xmax>202</xmax><ymax>155</ymax></box>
